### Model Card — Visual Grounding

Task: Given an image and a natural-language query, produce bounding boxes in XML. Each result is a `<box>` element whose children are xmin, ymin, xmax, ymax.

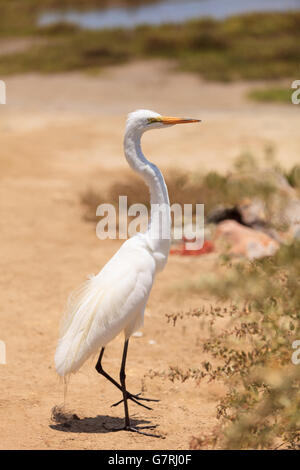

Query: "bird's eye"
<box><xmin>147</xmin><ymin>117</ymin><xmax>157</xmax><ymax>124</ymax></box>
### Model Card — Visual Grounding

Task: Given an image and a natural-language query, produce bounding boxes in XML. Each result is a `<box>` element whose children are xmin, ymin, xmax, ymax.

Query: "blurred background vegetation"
<box><xmin>1</xmin><ymin>0</ymin><xmax>299</xmax><ymax>450</ymax></box>
<box><xmin>0</xmin><ymin>0</ymin><xmax>299</xmax><ymax>88</ymax></box>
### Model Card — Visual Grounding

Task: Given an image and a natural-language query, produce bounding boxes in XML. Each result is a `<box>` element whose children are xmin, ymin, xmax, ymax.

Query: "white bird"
<box><xmin>55</xmin><ymin>109</ymin><xmax>200</xmax><ymax>436</ymax></box>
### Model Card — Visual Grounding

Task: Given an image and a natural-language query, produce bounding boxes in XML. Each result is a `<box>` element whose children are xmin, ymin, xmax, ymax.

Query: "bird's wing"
<box><xmin>55</xmin><ymin>238</ymin><xmax>156</xmax><ymax>377</ymax></box>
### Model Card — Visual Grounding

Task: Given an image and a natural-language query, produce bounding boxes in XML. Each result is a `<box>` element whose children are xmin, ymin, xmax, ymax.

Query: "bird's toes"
<box><xmin>125</xmin><ymin>425</ymin><xmax>163</xmax><ymax>438</ymax></box>
<box><xmin>111</xmin><ymin>396</ymin><xmax>153</xmax><ymax>410</ymax></box>
<box><xmin>128</xmin><ymin>393</ymin><xmax>160</xmax><ymax>403</ymax></box>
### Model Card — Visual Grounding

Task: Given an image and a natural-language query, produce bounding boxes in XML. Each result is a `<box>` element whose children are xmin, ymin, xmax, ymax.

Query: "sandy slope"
<box><xmin>0</xmin><ymin>60</ymin><xmax>298</xmax><ymax>449</ymax></box>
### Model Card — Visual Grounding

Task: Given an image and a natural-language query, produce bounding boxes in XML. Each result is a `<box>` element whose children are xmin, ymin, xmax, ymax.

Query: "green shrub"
<box><xmin>248</xmin><ymin>87</ymin><xmax>293</xmax><ymax>104</ymax></box>
<box><xmin>0</xmin><ymin>9</ymin><xmax>300</xmax><ymax>81</ymax></box>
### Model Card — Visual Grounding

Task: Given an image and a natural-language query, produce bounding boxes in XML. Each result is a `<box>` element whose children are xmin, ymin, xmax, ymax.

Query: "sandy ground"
<box><xmin>0</xmin><ymin>60</ymin><xmax>299</xmax><ymax>449</ymax></box>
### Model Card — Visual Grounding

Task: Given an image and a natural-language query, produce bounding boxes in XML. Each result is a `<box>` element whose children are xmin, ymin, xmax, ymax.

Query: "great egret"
<box><xmin>55</xmin><ymin>109</ymin><xmax>200</xmax><ymax>436</ymax></box>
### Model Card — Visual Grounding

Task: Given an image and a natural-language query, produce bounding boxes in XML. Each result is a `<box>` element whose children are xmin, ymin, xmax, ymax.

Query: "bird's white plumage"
<box><xmin>55</xmin><ymin>235</ymin><xmax>156</xmax><ymax>376</ymax></box>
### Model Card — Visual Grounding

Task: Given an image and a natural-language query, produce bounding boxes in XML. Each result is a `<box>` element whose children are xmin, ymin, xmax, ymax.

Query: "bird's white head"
<box><xmin>126</xmin><ymin>109</ymin><xmax>200</xmax><ymax>134</ymax></box>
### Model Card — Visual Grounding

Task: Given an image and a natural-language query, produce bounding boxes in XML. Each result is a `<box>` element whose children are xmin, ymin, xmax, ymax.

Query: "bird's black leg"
<box><xmin>104</xmin><ymin>339</ymin><xmax>161</xmax><ymax>438</ymax></box>
<box><xmin>95</xmin><ymin>347</ymin><xmax>122</xmax><ymax>391</ymax></box>
<box><xmin>120</xmin><ymin>339</ymin><xmax>131</xmax><ymax>428</ymax></box>
<box><xmin>95</xmin><ymin>347</ymin><xmax>154</xmax><ymax>410</ymax></box>
<box><xmin>110</xmin><ymin>346</ymin><xmax>159</xmax><ymax>407</ymax></box>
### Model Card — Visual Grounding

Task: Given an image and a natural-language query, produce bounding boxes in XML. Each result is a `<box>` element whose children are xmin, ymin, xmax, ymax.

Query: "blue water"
<box><xmin>38</xmin><ymin>0</ymin><xmax>300</xmax><ymax>30</ymax></box>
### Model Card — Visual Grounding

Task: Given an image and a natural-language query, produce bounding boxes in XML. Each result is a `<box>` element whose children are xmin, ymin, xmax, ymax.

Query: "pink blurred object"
<box><xmin>215</xmin><ymin>220</ymin><xmax>279</xmax><ymax>259</ymax></box>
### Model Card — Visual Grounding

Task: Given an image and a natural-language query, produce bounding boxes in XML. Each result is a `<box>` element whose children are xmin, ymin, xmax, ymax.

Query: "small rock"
<box><xmin>132</xmin><ymin>331</ymin><xmax>143</xmax><ymax>338</ymax></box>
<box><xmin>238</xmin><ymin>198</ymin><xmax>266</xmax><ymax>226</ymax></box>
<box><xmin>215</xmin><ymin>220</ymin><xmax>279</xmax><ymax>260</ymax></box>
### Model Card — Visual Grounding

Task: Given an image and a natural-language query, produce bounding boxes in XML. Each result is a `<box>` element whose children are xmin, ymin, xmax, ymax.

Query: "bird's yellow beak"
<box><xmin>148</xmin><ymin>116</ymin><xmax>201</xmax><ymax>125</ymax></box>
<box><xmin>160</xmin><ymin>116</ymin><xmax>201</xmax><ymax>125</ymax></box>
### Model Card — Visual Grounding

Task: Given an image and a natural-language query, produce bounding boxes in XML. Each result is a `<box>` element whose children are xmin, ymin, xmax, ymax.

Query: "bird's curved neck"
<box><xmin>124</xmin><ymin>127</ymin><xmax>171</xmax><ymax>260</ymax></box>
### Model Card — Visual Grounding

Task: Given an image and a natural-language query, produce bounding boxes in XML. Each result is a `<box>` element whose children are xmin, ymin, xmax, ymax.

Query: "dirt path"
<box><xmin>0</xmin><ymin>60</ymin><xmax>298</xmax><ymax>449</ymax></box>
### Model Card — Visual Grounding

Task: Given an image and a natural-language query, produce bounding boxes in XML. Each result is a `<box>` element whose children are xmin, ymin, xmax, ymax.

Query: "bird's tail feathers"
<box><xmin>55</xmin><ymin>274</ymin><xmax>104</xmax><ymax>377</ymax></box>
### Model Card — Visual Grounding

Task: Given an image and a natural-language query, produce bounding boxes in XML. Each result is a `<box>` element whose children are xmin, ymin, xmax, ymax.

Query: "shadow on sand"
<box><xmin>50</xmin><ymin>413</ymin><xmax>154</xmax><ymax>434</ymax></box>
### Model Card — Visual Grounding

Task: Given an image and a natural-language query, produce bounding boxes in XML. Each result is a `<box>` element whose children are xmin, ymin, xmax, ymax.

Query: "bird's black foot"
<box><xmin>103</xmin><ymin>422</ymin><xmax>163</xmax><ymax>438</ymax></box>
<box><xmin>111</xmin><ymin>392</ymin><xmax>160</xmax><ymax>410</ymax></box>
